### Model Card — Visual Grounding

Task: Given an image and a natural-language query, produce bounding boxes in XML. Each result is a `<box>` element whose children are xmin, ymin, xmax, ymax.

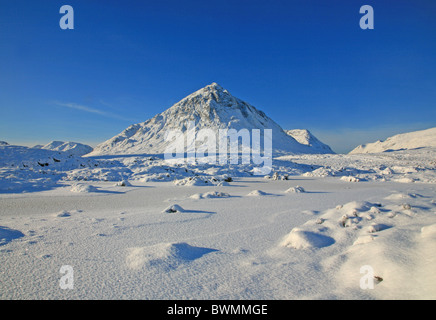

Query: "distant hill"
<box><xmin>349</xmin><ymin>127</ymin><xmax>436</xmax><ymax>154</ymax></box>
<box><xmin>285</xmin><ymin>129</ymin><xmax>334</xmax><ymax>154</ymax></box>
<box><xmin>40</xmin><ymin>141</ymin><xmax>93</xmax><ymax>156</ymax></box>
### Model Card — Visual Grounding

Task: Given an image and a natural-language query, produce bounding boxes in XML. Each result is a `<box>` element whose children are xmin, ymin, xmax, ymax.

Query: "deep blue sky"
<box><xmin>1</xmin><ymin>0</ymin><xmax>435</xmax><ymax>153</ymax></box>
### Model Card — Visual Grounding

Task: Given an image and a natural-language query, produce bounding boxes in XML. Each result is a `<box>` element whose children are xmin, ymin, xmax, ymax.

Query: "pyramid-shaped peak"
<box><xmin>194</xmin><ymin>82</ymin><xmax>225</xmax><ymax>94</ymax></box>
<box><xmin>198</xmin><ymin>82</ymin><xmax>227</xmax><ymax>94</ymax></box>
<box><xmin>182</xmin><ymin>82</ymin><xmax>233</xmax><ymax>105</ymax></box>
<box><xmin>89</xmin><ymin>82</ymin><xmax>334</xmax><ymax>156</ymax></box>
<box><xmin>207</xmin><ymin>82</ymin><xmax>223</xmax><ymax>89</ymax></box>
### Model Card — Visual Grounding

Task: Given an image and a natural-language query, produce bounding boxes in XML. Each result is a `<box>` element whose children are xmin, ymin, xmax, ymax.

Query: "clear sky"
<box><xmin>1</xmin><ymin>0</ymin><xmax>435</xmax><ymax>153</ymax></box>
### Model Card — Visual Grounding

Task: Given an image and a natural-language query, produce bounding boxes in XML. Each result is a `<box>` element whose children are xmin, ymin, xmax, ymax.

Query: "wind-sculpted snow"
<box><xmin>0</xmin><ymin>152</ymin><xmax>435</xmax><ymax>299</ymax></box>
<box><xmin>126</xmin><ymin>243</ymin><xmax>218</xmax><ymax>271</ymax></box>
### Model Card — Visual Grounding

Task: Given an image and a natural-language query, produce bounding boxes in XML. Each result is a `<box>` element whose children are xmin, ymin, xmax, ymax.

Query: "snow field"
<box><xmin>1</xmin><ymin>144</ymin><xmax>436</xmax><ymax>299</ymax></box>
<box><xmin>1</xmin><ymin>175</ymin><xmax>435</xmax><ymax>299</ymax></box>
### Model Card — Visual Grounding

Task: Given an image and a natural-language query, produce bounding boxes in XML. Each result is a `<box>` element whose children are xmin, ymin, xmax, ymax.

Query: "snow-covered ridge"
<box><xmin>89</xmin><ymin>83</ymin><xmax>330</xmax><ymax>156</ymax></box>
<box><xmin>350</xmin><ymin>127</ymin><xmax>436</xmax><ymax>154</ymax></box>
<box><xmin>285</xmin><ymin>129</ymin><xmax>334</xmax><ymax>154</ymax></box>
<box><xmin>39</xmin><ymin>141</ymin><xmax>93</xmax><ymax>156</ymax></box>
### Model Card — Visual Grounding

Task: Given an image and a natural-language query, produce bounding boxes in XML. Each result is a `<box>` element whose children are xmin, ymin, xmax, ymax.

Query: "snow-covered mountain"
<box><xmin>89</xmin><ymin>83</ymin><xmax>330</xmax><ymax>156</ymax></box>
<box><xmin>349</xmin><ymin>127</ymin><xmax>436</xmax><ymax>154</ymax></box>
<box><xmin>40</xmin><ymin>141</ymin><xmax>93</xmax><ymax>156</ymax></box>
<box><xmin>285</xmin><ymin>129</ymin><xmax>334</xmax><ymax>154</ymax></box>
<box><xmin>0</xmin><ymin>141</ymin><xmax>9</xmax><ymax>146</ymax></box>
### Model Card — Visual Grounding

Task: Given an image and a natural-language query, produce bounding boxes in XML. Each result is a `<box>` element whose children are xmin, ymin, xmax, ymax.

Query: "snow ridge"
<box><xmin>40</xmin><ymin>141</ymin><xmax>93</xmax><ymax>156</ymax></box>
<box><xmin>350</xmin><ymin>127</ymin><xmax>436</xmax><ymax>154</ymax></box>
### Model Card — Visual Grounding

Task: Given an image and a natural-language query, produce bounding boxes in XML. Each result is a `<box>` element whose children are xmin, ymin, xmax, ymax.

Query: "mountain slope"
<box><xmin>89</xmin><ymin>83</ymin><xmax>326</xmax><ymax>156</ymax></box>
<box><xmin>285</xmin><ymin>129</ymin><xmax>334</xmax><ymax>154</ymax></box>
<box><xmin>349</xmin><ymin>127</ymin><xmax>436</xmax><ymax>154</ymax></box>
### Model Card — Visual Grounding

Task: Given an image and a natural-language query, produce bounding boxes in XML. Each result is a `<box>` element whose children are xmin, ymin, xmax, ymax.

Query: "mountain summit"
<box><xmin>89</xmin><ymin>83</ymin><xmax>329</xmax><ymax>156</ymax></box>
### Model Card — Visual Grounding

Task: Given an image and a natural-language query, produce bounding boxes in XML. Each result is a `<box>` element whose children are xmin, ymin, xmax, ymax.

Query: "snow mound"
<box><xmin>353</xmin><ymin>234</ymin><xmax>376</xmax><ymax>245</ymax></box>
<box><xmin>393</xmin><ymin>177</ymin><xmax>415</xmax><ymax>183</ymax></box>
<box><xmin>190</xmin><ymin>191</ymin><xmax>230</xmax><ymax>200</ymax></box>
<box><xmin>247</xmin><ymin>190</ymin><xmax>267</xmax><ymax>196</ymax></box>
<box><xmin>285</xmin><ymin>186</ymin><xmax>305</xmax><ymax>193</ymax></box>
<box><xmin>70</xmin><ymin>183</ymin><xmax>98</xmax><ymax>193</ymax></box>
<box><xmin>367</xmin><ymin>223</ymin><xmax>391</xmax><ymax>233</ymax></box>
<box><xmin>126</xmin><ymin>242</ymin><xmax>218</xmax><ymax>270</ymax></box>
<box><xmin>55</xmin><ymin>210</ymin><xmax>71</xmax><ymax>218</ymax></box>
<box><xmin>350</xmin><ymin>127</ymin><xmax>436</xmax><ymax>154</ymax></box>
<box><xmin>303</xmin><ymin>167</ymin><xmax>337</xmax><ymax>177</ymax></box>
<box><xmin>162</xmin><ymin>204</ymin><xmax>185</xmax><ymax>213</ymax></box>
<box><xmin>173</xmin><ymin>177</ymin><xmax>215</xmax><ymax>186</ymax></box>
<box><xmin>384</xmin><ymin>193</ymin><xmax>422</xmax><ymax>201</ymax></box>
<box><xmin>340</xmin><ymin>176</ymin><xmax>360</xmax><ymax>182</ymax></box>
<box><xmin>114</xmin><ymin>180</ymin><xmax>132</xmax><ymax>187</ymax></box>
<box><xmin>385</xmin><ymin>193</ymin><xmax>408</xmax><ymax>200</ymax></box>
<box><xmin>281</xmin><ymin>228</ymin><xmax>335</xmax><ymax>249</ymax></box>
<box><xmin>421</xmin><ymin>224</ymin><xmax>436</xmax><ymax>238</ymax></box>
<box><xmin>280</xmin><ymin>200</ymin><xmax>381</xmax><ymax>250</ymax></box>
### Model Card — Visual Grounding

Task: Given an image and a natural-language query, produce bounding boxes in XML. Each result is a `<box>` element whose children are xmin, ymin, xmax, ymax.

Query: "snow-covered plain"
<box><xmin>1</xmin><ymin>145</ymin><xmax>435</xmax><ymax>299</ymax></box>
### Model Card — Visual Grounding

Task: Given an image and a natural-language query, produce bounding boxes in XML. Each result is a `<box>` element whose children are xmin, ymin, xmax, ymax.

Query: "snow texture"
<box><xmin>1</xmin><ymin>113</ymin><xmax>436</xmax><ymax>300</ymax></box>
